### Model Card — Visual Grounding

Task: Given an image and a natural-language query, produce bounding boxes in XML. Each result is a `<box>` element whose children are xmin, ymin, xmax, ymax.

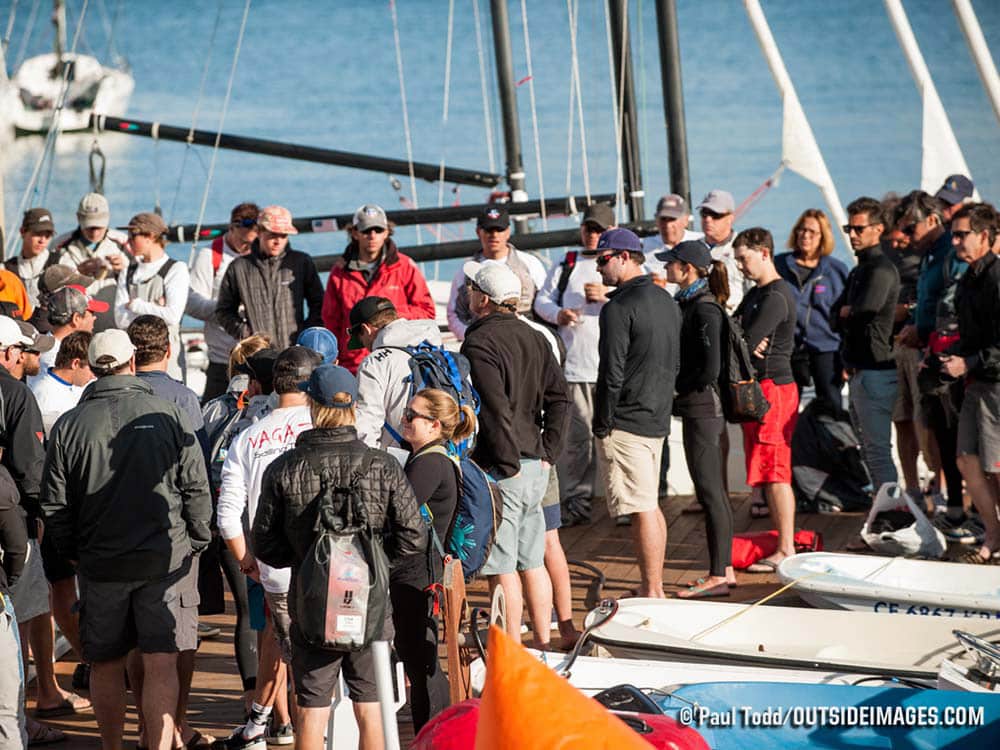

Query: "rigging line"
<box><xmin>602</xmin><ymin>0</ymin><xmax>625</xmax><ymax>223</ymax></box>
<box><xmin>471</xmin><ymin>0</ymin><xmax>497</xmax><ymax>175</ymax></box>
<box><xmin>2</xmin><ymin>0</ymin><xmax>19</xmax><ymax>55</ymax></box>
<box><xmin>7</xmin><ymin>0</ymin><xmax>91</xmax><ymax>256</ymax></box>
<box><xmin>389</xmin><ymin>0</ymin><xmax>423</xmax><ymax>246</ymax></box>
<box><xmin>519</xmin><ymin>0</ymin><xmax>547</xmax><ymax>230</ymax></box>
<box><xmin>12</xmin><ymin>0</ymin><xmax>40</xmax><ymax>70</ymax></box>
<box><xmin>435</xmin><ymin>0</ymin><xmax>456</xmax><ymax>279</ymax></box>
<box><xmin>563</xmin><ymin>18</ymin><xmax>576</xmax><ymax>198</ymax></box>
<box><xmin>167</xmin><ymin>0</ymin><xmax>224</xmax><ymax>224</ymax></box>
<box><xmin>636</xmin><ymin>0</ymin><xmax>648</xmax><ymax>177</ymax></box>
<box><xmin>189</xmin><ymin>0</ymin><xmax>251</xmax><ymax>264</ymax></box>
<box><xmin>566</xmin><ymin>0</ymin><xmax>591</xmax><ymax>202</ymax></box>
<box><xmin>104</xmin><ymin>0</ymin><xmax>122</xmax><ymax>62</ymax></box>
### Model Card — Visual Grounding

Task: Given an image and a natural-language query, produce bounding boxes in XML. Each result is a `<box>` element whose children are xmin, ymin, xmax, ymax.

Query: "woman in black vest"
<box><xmin>662</xmin><ymin>241</ymin><xmax>735</xmax><ymax>597</ymax></box>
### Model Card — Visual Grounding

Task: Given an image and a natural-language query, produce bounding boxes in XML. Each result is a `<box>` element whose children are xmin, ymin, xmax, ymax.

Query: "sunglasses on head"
<box><xmin>596</xmin><ymin>251</ymin><xmax>622</xmax><ymax>267</ymax></box>
<box><xmin>234</xmin><ymin>218</ymin><xmax>257</xmax><ymax>228</ymax></box>
<box><xmin>403</xmin><ymin>406</ymin><xmax>435</xmax><ymax>423</ymax></box>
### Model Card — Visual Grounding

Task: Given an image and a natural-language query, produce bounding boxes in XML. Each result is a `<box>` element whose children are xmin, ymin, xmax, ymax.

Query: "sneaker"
<box><xmin>936</xmin><ymin>515</ymin><xmax>983</xmax><ymax>545</ymax></box>
<box><xmin>211</xmin><ymin>728</ymin><xmax>266</xmax><ymax>750</ymax></box>
<box><xmin>198</xmin><ymin>622</ymin><xmax>222</xmax><ymax>639</ymax></box>
<box><xmin>71</xmin><ymin>663</ymin><xmax>90</xmax><ymax>692</ymax></box>
<box><xmin>265</xmin><ymin>720</ymin><xmax>294</xmax><ymax>746</ymax></box>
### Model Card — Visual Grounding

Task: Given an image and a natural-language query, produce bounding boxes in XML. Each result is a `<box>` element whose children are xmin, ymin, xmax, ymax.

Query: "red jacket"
<box><xmin>322</xmin><ymin>240</ymin><xmax>436</xmax><ymax>372</ymax></box>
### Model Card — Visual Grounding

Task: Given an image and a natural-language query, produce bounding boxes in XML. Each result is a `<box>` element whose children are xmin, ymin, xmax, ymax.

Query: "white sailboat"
<box><xmin>10</xmin><ymin>0</ymin><xmax>133</xmax><ymax>135</ymax></box>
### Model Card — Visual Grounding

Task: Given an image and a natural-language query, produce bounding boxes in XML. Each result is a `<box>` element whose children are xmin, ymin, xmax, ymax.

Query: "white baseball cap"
<box><xmin>463</xmin><ymin>261</ymin><xmax>522</xmax><ymax>305</ymax></box>
<box><xmin>0</xmin><ymin>316</ymin><xmax>34</xmax><ymax>348</ymax></box>
<box><xmin>88</xmin><ymin>329</ymin><xmax>136</xmax><ymax>369</ymax></box>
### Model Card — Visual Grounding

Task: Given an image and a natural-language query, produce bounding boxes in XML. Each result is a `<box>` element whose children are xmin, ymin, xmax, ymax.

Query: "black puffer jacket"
<box><xmin>954</xmin><ymin>252</ymin><xmax>1000</xmax><ymax>383</ymax></box>
<box><xmin>252</xmin><ymin>426</ymin><xmax>426</xmax><ymax>591</ymax></box>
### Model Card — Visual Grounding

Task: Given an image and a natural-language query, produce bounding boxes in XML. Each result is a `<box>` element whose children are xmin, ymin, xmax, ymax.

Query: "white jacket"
<box><xmin>217</xmin><ymin>403</ymin><xmax>312</xmax><ymax>593</ymax></box>
<box><xmin>533</xmin><ymin>253</ymin><xmax>604</xmax><ymax>383</ymax></box>
<box><xmin>355</xmin><ymin>317</ymin><xmax>444</xmax><ymax>449</ymax></box>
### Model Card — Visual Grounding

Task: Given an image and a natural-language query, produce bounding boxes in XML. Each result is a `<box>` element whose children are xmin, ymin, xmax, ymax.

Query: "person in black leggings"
<box><xmin>396</xmin><ymin>387</ymin><xmax>477</xmax><ymax>733</ymax></box>
<box><xmin>660</xmin><ymin>240</ymin><xmax>735</xmax><ymax>597</ymax></box>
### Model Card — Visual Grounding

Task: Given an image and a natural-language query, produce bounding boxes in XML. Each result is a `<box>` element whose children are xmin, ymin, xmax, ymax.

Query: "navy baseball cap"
<box><xmin>297</xmin><ymin>326</ymin><xmax>339</xmax><ymax>365</ymax></box>
<box><xmin>299</xmin><ymin>364</ymin><xmax>357</xmax><ymax>408</ymax></box>
<box><xmin>596</xmin><ymin>228</ymin><xmax>642</xmax><ymax>253</ymax></box>
<box><xmin>935</xmin><ymin>174</ymin><xmax>973</xmax><ymax>206</ymax></box>
<box><xmin>656</xmin><ymin>239</ymin><xmax>713</xmax><ymax>267</ymax></box>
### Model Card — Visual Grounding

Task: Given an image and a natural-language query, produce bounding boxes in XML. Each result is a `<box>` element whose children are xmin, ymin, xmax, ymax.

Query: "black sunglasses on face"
<box><xmin>403</xmin><ymin>407</ymin><xmax>435</xmax><ymax>423</ymax></box>
<box><xmin>700</xmin><ymin>209</ymin><xmax>728</xmax><ymax>220</ymax></box>
<box><xmin>900</xmin><ymin>223</ymin><xmax>918</xmax><ymax>237</ymax></box>
<box><xmin>596</xmin><ymin>251</ymin><xmax>622</xmax><ymax>267</ymax></box>
<box><xmin>465</xmin><ymin>279</ymin><xmax>485</xmax><ymax>294</ymax></box>
<box><xmin>951</xmin><ymin>229</ymin><xmax>975</xmax><ymax>241</ymax></box>
<box><xmin>843</xmin><ymin>223</ymin><xmax>874</xmax><ymax>234</ymax></box>
<box><xmin>359</xmin><ymin>227</ymin><xmax>386</xmax><ymax>236</ymax></box>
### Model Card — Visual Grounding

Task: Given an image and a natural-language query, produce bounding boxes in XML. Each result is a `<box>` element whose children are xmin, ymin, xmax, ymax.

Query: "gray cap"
<box><xmin>697</xmin><ymin>190</ymin><xmax>735</xmax><ymax>215</ymax></box>
<box><xmin>89</xmin><ymin>329</ymin><xmax>135</xmax><ymax>370</ymax></box>
<box><xmin>353</xmin><ymin>204</ymin><xmax>388</xmax><ymax>232</ymax></box>
<box><xmin>655</xmin><ymin>194</ymin><xmax>688</xmax><ymax>219</ymax></box>
<box><xmin>77</xmin><ymin>192</ymin><xmax>110</xmax><ymax>229</ymax></box>
<box><xmin>16</xmin><ymin>319</ymin><xmax>55</xmax><ymax>353</ymax></box>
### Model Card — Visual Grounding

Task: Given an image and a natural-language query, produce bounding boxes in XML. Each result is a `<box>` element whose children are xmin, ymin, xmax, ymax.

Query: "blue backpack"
<box><xmin>418</xmin><ymin>443</ymin><xmax>503</xmax><ymax>581</ymax></box>
<box><xmin>383</xmin><ymin>342</ymin><xmax>480</xmax><ymax>455</ymax></box>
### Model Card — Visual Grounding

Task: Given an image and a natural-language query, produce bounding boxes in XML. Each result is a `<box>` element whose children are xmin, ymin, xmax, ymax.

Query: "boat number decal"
<box><xmin>873</xmin><ymin>601</ymin><xmax>999</xmax><ymax>619</ymax></box>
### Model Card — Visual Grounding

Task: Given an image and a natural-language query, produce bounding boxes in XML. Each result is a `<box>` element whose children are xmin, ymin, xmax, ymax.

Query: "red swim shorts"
<box><xmin>741</xmin><ymin>379</ymin><xmax>799</xmax><ymax>487</ymax></box>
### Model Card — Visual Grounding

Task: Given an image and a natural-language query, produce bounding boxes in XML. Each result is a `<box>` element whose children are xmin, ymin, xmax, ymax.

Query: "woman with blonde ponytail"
<box><xmin>392</xmin><ymin>388</ymin><xmax>477</xmax><ymax>733</ymax></box>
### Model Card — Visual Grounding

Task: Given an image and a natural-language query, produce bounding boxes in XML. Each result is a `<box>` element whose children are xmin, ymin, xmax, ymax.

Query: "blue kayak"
<box><xmin>652</xmin><ymin>681</ymin><xmax>1000</xmax><ymax>749</ymax></box>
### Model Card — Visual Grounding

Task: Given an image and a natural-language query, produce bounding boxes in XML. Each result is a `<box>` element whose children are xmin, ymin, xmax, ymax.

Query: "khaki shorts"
<box><xmin>597</xmin><ymin>430</ymin><xmax>664</xmax><ymax>516</ymax></box>
<box><xmin>892</xmin><ymin>346</ymin><xmax>924</xmax><ymax>423</ymax></box>
<box><xmin>264</xmin><ymin>590</ymin><xmax>293</xmax><ymax>664</ymax></box>
<box><xmin>957</xmin><ymin>380</ymin><xmax>1000</xmax><ymax>473</ymax></box>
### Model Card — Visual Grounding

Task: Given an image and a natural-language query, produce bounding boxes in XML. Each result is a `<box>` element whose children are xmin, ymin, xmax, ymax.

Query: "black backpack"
<box><xmin>699</xmin><ymin>297</ymin><xmax>770</xmax><ymax>423</ymax></box>
<box><xmin>294</xmin><ymin>450</ymin><xmax>390</xmax><ymax>652</ymax></box>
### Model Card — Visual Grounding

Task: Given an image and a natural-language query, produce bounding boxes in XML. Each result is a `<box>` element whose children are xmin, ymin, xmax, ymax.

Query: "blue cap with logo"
<box><xmin>298</xmin><ymin>364</ymin><xmax>357</xmax><ymax>408</ymax></box>
<box><xmin>596</xmin><ymin>227</ymin><xmax>642</xmax><ymax>253</ymax></box>
<box><xmin>297</xmin><ymin>326</ymin><xmax>339</xmax><ymax>365</ymax></box>
<box><xmin>655</xmin><ymin>239</ymin><xmax>713</xmax><ymax>266</ymax></box>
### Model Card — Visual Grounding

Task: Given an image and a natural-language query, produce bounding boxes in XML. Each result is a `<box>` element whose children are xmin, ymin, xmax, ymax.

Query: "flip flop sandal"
<box><xmin>681</xmin><ymin>577</ymin><xmax>737</xmax><ymax>589</ymax></box>
<box><xmin>676</xmin><ymin>580</ymin><xmax>732</xmax><ymax>599</ymax></box>
<box><xmin>34</xmin><ymin>694</ymin><xmax>91</xmax><ymax>718</ymax></box>
<box><xmin>744</xmin><ymin>558</ymin><xmax>780</xmax><ymax>574</ymax></box>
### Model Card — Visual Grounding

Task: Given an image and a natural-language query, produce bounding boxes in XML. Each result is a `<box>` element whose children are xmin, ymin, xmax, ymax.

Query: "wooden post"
<box><xmin>442</xmin><ymin>559</ymin><xmax>471</xmax><ymax>704</ymax></box>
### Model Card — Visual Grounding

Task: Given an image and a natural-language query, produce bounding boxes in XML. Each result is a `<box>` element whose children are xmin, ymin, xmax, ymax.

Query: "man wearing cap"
<box><xmin>27</xmin><ymin>263</ymin><xmax>95</xmax><ymax>334</ymax></box>
<box><xmin>215</xmin><ymin>346</ymin><xmax>322</xmax><ymax>749</ymax></box>
<box><xmin>461</xmin><ymin>260</ymin><xmax>569</xmax><ymax>646</ymax></box>
<box><xmin>28</xmin><ymin>282</ymin><xmax>105</xmax><ymax>390</ymax></box>
<box><xmin>533</xmin><ymin>202</ymin><xmax>616</xmax><ymax>525</ymax></box>
<box><xmin>322</xmin><ymin>204</ymin><xmax>436</xmax><ymax>374</ymax></box>
<box><xmin>446</xmin><ymin>204</ymin><xmax>547</xmax><ymax>340</ymax></box>
<box><xmin>351</xmin><ymin>296</ymin><xmax>450</xmax><ymax>450</ymax></box>
<box><xmin>642</xmin><ymin>194</ymin><xmax>703</xmax><ymax>257</ymax></box>
<box><xmin>54</xmin><ymin>192</ymin><xmax>130</xmax><ymax>332</ymax></box>
<box><xmin>252</xmin><ymin>362</ymin><xmax>424</xmax><ymax>750</ymax></box>
<box><xmin>697</xmin><ymin>189</ymin><xmax>746</xmax><ymax>311</ymax></box>
<box><xmin>114</xmin><ymin>212</ymin><xmax>189</xmax><ymax>382</ymax></box>
<box><xmin>6</xmin><ymin>208</ymin><xmax>62</xmax><ymax>308</ymax></box>
<box><xmin>216</xmin><ymin>205</ymin><xmax>324</xmax><ymax>351</ymax></box>
<box><xmin>593</xmin><ymin>229</ymin><xmax>680</xmax><ymax>598</ymax></box>
<box><xmin>297</xmin><ymin>326</ymin><xmax>339</xmax><ymax>365</ymax></box>
<box><xmin>935</xmin><ymin>174</ymin><xmax>974</xmax><ymax>223</ymax></box>
<box><xmin>41</xmin><ymin>328</ymin><xmax>211</xmax><ymax>750</ymax></box>
<box><xmin>0</xmin><ymin>317</ymin><xmax>82</xmax><ymax>744</ymax></box>
<box><xmin>188</xmin><ymin>202</ymin><xmax>261</xmax><ymax>402</ymax></box>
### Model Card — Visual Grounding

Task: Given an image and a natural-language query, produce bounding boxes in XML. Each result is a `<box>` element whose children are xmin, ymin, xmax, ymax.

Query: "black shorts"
<box><xmin>40</xmin><ymin>532</ymin><xmax>76</xmax><ymax>584</ymax></box>
<box><xmin>290</xmin><ymin>625</ymin><xmax>378</xmax><ymax>707</ymax></box>
<box><xmin>78</xmin><ymin>556</ymin><xmax>200</xmax><ymax>663</ymax></box>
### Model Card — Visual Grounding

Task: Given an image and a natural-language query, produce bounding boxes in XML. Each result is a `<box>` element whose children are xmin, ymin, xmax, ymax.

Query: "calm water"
<box><xmin>3</xmin><ymin>0</ymin><xmax>1000</xmax><ymax>277</ymax></box>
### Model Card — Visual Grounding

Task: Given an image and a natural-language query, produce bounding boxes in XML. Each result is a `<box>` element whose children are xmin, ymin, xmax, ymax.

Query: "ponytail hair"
<box><xmin>414</xmin><ymin>388</ymin><xmax>477</xmax><ymax>443</ymax></box>
<box><xmin>698</xmin><ymin>260</ymin><xmax>730</xmax><ymax>307</ymax></box>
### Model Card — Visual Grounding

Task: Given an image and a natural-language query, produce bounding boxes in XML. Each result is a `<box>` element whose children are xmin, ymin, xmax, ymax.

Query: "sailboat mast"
<box><xmin>489</xmin><ymin>0</ymin><xmax>530</xmax><ymax>234</ymax></box>
<box><xmin>952</xmin><ymin>0</ymin><xmax>1000</xmax><ymax>128</ymax></box>
<box><xmin>607</xmin><ymin>0</ymin><xmax>645</xmax><ymax>222</ymax></box>
<box><xmin>654</xmin><ymin>0</ymin><xmax>690</xmax><ymax>207</ymax></box>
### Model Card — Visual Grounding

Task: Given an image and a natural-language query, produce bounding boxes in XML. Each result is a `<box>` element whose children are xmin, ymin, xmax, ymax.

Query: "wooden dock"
<box><xmin>34</xmin><ymin>492</ymin><xmax>877</xmax><ymax>748</ymax></box>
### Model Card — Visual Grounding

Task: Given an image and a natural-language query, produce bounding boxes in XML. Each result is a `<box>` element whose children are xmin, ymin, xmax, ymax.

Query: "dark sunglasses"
<box><xmin>480</xmin><ymin>227</ymin><xmax>506</xmax><ymax>235</ymax></box>
<box><xmin>899</xmin><ymin>223</ymin><xmax>918</xmax><ymax>237</ymax></box>
<box><xmin>234</xmin><ymin>218</ymin><xmax>257</xmax><ymax>228</ymax></box>
<box><xmin>951</xmin><ymin>229</ymin><xmax>976</xmax><ymax>241</ymax></box>
<box><xmin>403</xmin><ymin>407</ymin><xmax>435</xmax><ymax>423</ymax></box>
<box><xmin>842</xmin><ymin>223</ymin><xmax>874</xmax><ymax>235</ymax></box>
<box><xmin>700</xmin><ymin>209</ymin><xmax>728</xmax><ymax>220</ymax></box>
<box><xmin>582</xmin><ymin>223</ymin><xmax>605</xmax><ymax>233</ymax></box>
<box><xmin>359</xmin><ymin>227</ymin><xmax>386</xmax><ymax>236</ymax></box>
<box><xmin>465</xmin><ymin>279</ymin><xmax>485</xmax><ymax>294</ymax></box>
<box><xmin>596</xmin><ymin>251</ymin><xmax>622</xmax><ymax>267</ymax></box>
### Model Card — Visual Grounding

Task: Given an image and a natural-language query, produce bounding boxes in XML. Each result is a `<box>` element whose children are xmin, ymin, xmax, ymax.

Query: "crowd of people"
<box><xmin>1</xmin><ymin>173</ymin><xmax>999</xmax><ymax>750</ymax></box>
